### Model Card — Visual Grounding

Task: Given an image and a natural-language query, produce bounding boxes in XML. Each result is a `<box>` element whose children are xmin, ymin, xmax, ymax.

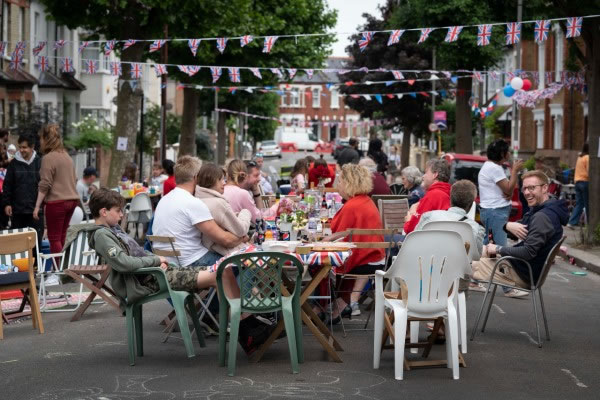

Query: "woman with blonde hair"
<box><xmin>223</xmin><ymin>159</ymin><xmax>266</xmax><ymax>221</ymax></box>
<box><xmin>33</xmin><ymin>124</ymin><xmax>79</xmax><ymax>255</ymax></box>
<box><xmin>325</xmin><ymin>163</ymin><xmax>385</xmax><ymax>323</ymax></box>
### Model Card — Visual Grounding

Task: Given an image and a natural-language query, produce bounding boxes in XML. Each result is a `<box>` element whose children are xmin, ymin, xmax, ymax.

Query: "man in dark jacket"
<box><xmin>336</xmin><ymin>138</ymin><xmax>361</xmax><ymax>167</ymax></box>
<box><xmin>473</xmin><ymin>170</ymin><xmax>568</xmax><ymax>294</ymax></box>
<box><xmin>2</xmin><ymin>134</ymin><xmax>44</xmax><ymax>247</ymax></box>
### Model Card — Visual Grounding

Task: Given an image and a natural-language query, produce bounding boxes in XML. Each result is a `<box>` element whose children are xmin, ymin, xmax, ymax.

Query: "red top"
<box><xmin>162</xmin><ymin>175</ymin><xmax>176</xmax><ymax>196</ymax></box>
<box><xmin>403</xmin><ymin>181</ymin><xmax>451</xmax><ymax>234</ymax></box>
<box><xmin>331</xmin><ymin>194</ymin><xmax>385</xmax><ymax>273</ymax></box>
<box><xmin>369</xmin><ymin>172</ymin><xmax>392</xmax><ymax>196</ymax></box>
<box><xmin>308</xmin><ymin>165</ymin><xmax>334</xmax><ymax>188</ymax></box>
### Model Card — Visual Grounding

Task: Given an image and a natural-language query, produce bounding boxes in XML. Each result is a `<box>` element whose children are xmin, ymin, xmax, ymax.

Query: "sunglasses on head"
<box><xmin>246</xmin><ymin>160</ymin><xmax>258</xmax><ymax>168</ymax></box>
<box><xmin>255</xmin><ymin>153</ymin><xmax>264</xmax><ymax>158</ymax></box>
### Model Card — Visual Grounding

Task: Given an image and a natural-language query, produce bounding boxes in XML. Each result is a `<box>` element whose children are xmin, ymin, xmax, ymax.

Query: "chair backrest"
<box><xmin>422</xmin><ymin>220</ymin><xmax>479</xmax><ymax>265</ymax></box>
<box><xmin>0</xmin><ymin>231</ymin><xmax>36</xmax><ymax>281</ymax></box>
<box><xmin>389</xmin><ymin>183</ymin><xmax>407</xmax><ymax>195</ymax></box>
<box><xmin>216</xmin><ymin>252</ymin><xmax>303</xmax><ymax>313</ymax></box>
<box><xmin>62</xmin><ymin>228</ymin><xmax>98</xmax><ymax>269</ymax></box>
<box><xmin>385</xmin><ymin>230</ymin><xmax>469</xmax><ymax>314</ymax></box>
<box><xmin>70</xmin><ymin>206</ymin><xmax>85</xmax><ymax>225</ymax></box>
<box><xmin>130</xmin><ymin>192</ymin><xmax>153</xmax><ymax>212</ymax></box>
<box><xmin>0</xmin><ymin>227</ymin><xmax>39</xmax><ymax>267</ymax></box>
<box><xmin>347</xmin><ymin>228</ymin><xmax>397</xmax><ymax>268</ymax></box>
<box><xmin>372</xmin><ymin>194</ymin><xmax>409</xmax><ymax>209</ymax></box>
<box><xmin>146</xmin><ymin>235</ymin><xmax>182</xmax><ymax>267</ymax></box>
<box><xmin>260</xmin><ymin>195</ymin><xmax>274</xmax><ymax>209</ymax></box>
<box><xmin>535</xmin><ymin>236</ymin><xmax>566</xmax><ymax>288</ymax></box>
<box><xmin>467</xmin><ymin>202</ymin><xmax>476</xmax><ymax>220</ymax></box>
<box><xmin>377</xmin><ymin>198</ymin><xmax>409</xmax><ymax>231</ymax></box>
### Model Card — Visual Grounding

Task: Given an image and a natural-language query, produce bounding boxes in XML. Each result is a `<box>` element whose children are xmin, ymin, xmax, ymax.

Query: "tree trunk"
<box><xmin>455</xmin><ymin>77</ymin><xmax>474</xmax><ymax>154</ymax></box>
<box><xmin>586</xmin><ymin>30</ymin><xmax>600</xmax><ymax>244</ymax></box>
<box><xmin>107</xmin><ymin>45</ymin><xmax>144</xmax><ymax>187</ymax></box>
<box><xmin>401</xmin><ymin>127</ymin><xmax>412</xmax><ymax>170</ymax></box>
<box><xmin>179</xmin><ymin>87</ymin><xmax>198</xmax><ymax>157</ymax></box>
<box><xmin>216</xmin><ymin>112</ymin><xmax>227</xmax><ymax>165</ymax></box>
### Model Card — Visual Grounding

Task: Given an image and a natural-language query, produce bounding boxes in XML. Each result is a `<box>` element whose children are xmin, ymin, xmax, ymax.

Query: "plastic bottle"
<box><xmin>255</xmin><ymin>219</ymin><xmax>265</xmax><ymax>245</ymax></box>
<box><xmin>264</xmin><ymin>227</ymin><xmax>274</xmax><ymax>241</ymax></box>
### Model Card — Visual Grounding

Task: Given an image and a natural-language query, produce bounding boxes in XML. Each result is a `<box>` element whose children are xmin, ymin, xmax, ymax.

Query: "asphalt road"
<box><xmin>1</xmin><ymin>257</ymin><xmax>599</xmax><ymax>400</ymax></box>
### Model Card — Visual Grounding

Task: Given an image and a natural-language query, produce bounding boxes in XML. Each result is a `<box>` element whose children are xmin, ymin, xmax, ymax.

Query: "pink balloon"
<box><xmin>522</xmin><ymin>79</ymin><xmax>532</xmax><ymax>91</ymax></box>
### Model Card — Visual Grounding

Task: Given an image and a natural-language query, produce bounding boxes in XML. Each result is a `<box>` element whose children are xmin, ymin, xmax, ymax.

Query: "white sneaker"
<box><xmin>44</xmin><ymin>274</ymin><xmax>60</xmax><ymax>286</ymax></box>
<box><xmin>350</xmin><ymin>302</ymin><xmax>361</xmax><ymax>316</ymax></box>
<box><xmin>504</xmin><ymin>288</ymin><xmax>529</xmax><ymax>299</ymax></box>
<box><xmin>469</xmin><ymin>282</ymin><xmax>488</xmax><ymax>292</ymax></box>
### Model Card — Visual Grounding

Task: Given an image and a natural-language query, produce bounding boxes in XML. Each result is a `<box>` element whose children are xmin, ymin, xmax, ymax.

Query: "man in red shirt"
<box><xmin>403</xmin><ymin>158</ymin><xmax>451</xmax><ymax>234</ymax></box>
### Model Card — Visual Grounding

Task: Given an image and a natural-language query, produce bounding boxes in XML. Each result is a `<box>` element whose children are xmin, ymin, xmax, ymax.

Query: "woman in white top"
<box><xmin>478</xmin><ymin>139</ymin><xmax>523</xmax><ymax>247</ymax></box>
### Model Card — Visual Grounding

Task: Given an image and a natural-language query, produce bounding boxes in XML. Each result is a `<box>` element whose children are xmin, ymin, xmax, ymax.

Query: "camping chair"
<box><xmin>373</xmin><ymin>230</ymin><xmax>469</xmax><ymax>380</ymax></box>
<box><xmin>127</xmin><ymin>193</ymin><xmax>153</xmax><ymax>240</ymax></box>
<box><xmin>389</xmin><ymin>183</ymin><xmax>407</xmax><ymax>195</ymax></box>
<box><xmin>146</xmin><ymin>235</ymin><xmax>219</xmax><ymax>339</ymax></box>
<box><xmin>377</xmin><ymin>198</ymin><xmax>410</xmax><ymax>232</ymax></box>
<box><xmin>0</xmin><ymin>231</ymin><xmax>44</xmax><ymax>339</ymax></box>
<box><xmin>471</xmin><ymin>236</ymin><xmax>566</xmax><ymax>348</ymax></box>
<box><xmin>123</xmin><ymin>266</ymin><xmax>206</xmax><ymax>365</ymax></box>
<box><xmin>422</xmin><ymin>220</ymin><xmax>480</xmax><ymax>354</ymax></box>
<box><xmin>332</xmin><ymin>228</ymin><xmax>396</xmax><ymax>336</ymax></box>
<box><xmin>63</xmin><ymin>229</ymin><xmax>120</xmax><ymax>321</ymax></box>
<box><xmin>217</xmin><ymin>252</ymin><xmax>304</xmax><ymax>376</ymax></box>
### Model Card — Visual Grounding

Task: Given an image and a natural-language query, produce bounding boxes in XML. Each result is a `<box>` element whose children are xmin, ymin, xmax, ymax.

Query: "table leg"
<box><xmin>300</xmin><ymin>310</ymin><xmax>343</xmax><ymax>362</ymax></box>
<box><xmin>302</xmin><ymin>302</ymin><xmax>343</xmax><ymax>351</ymax></box>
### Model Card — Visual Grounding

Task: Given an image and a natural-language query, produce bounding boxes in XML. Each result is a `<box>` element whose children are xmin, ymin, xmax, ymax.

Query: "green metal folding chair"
<box><xmin>216</xmin><ymin>252</ymin><xmax>303</xmax><ymax>376</ymax></box>
<box><xmin>125</xmin><ymin>266</ymin><xmax>206</xmax><ymax>365</ymax></box>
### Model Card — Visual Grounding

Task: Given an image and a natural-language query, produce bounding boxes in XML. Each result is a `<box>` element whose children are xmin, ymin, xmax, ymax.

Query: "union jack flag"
<box><xmin>240</xmin><ymin>35</ymin><xmax>253</xmax><ymax>47</ymax></box>
<box><xmin>262</xmin><ymin>36</ymin><xmax>278</xmax><ymax>53</ymax></box>
<box><xmin>78</xmin><ymin>41</ymin><xmax>90</xmax><ymax>53</ymax></box>
<box><xmin>287</xmin><ymin>68</ymin><xmax>297</xmax><ymax>79</ymax></box>
<box><xmin>177</xmin><ymin>65</ymin><xmax>190</xmax><ymax>75</ymax></box>
<box><xmin>566</xmin><ymin>17</ymin><xmax>582</xmax><ymax>38</ymax></box>
<box><xmin>130</xmin><ymin>63</ymin><xmax>142</xmax><ymax>79</ymax></box>
<box><xmin>304</xmin><ymin>69</ymin><xmax>313</xmax><ymax>79</ymax></box>
<box><xmin>154</xmin><ymin>64</ymin><xmax>167</xmax><ymax>77</ymax></box>
<box><xmin>506</xmin><ymin>71</ymin><xmax>515</xmax><ymax>81</ymax></box>
<box><xmin>391</xmin><ymin>70</ymin><xmax>404</xmax><ymax>80</ymax></box>
<box><xmin>149</xmin><ymin>40</ymin><xmax>166</xmax><ymax>53</ymax></box>
<box><xmin>489</xmin><ymin>71</ymin><xmax>499</xmax><ymax>80</ymax></box>
<box><xmin>186</xmin><ymin>66</ymin><xmax>201</xmax><ymax>76</ymax></box>
<box><xmin>9</xmin><ymin>53</ymin><xmax>21</xmax><ymax>70</ymax></box>
<box><xmin>270</xmin><ymin>68</ymin><xmax>283</xmax><ymax>79</ymax></box>
<box><xmin>0</xmin><ymin>41</ymin><xmax>6</xmax><ymax>56</ymax></box>
<box><xmin>33</xmin><ymin>41</ymin><xmax>46</xmax><ymax>56</ymax></box>
<box><xmin>505</xmin><ymin>22</ymin><xmax>521</xmax><ymax>45</ymax></box>
<box><xmin>250</xmin><ymin>68</ymin><xmax>262</xmax><ymax>79</ymax></box>
<box><xmin>545</xmin><ymin>71</ymin><xmax>553</xmax><ymax>84</ymax></box>
<box><xmin>84</xmin><ymin>60</ymin><xmax>98</xmax><ymax>74</ymax></box>
<box><xmin>418</xmin><ymin>28</ymin><xmax>433</xmax><ymax>44</ymax></box>
<box><xmin>123</xmin><ymin>39</ymin><xmax>137</xmax><ymax>50</ymax></box>
<box><xmin>445</xmin><ymin>26</ymin><xmax>463</xmax><ymax>43</ymax></box>
<box><xmin>14</xmin><ymin>41</ymin><xmax>26</xmax><ymax>54</ymax></box>
<box><xmin>104</xmin><ymin>40</ymin><xmax>116</xmax><ymax>55</ymax></box>
<box><xmin>532</xmin><ymin>71</ymin><xmax>539</xmax><ymax>86</ymax></box>
<box><xmin>188</xmin><ymin>39</ymin><xmax>200</xmax><ymax>56</ymax></box>
<box><xmin>110</xmin><ymin>61</ymin><xmax>122</xmax><ymax>76</ymax></box>
<box><xmin>473</xmin><ymin>71</ymin><xmax>483</xmax><ymax>82</ymax></box>
<box><xmin>228</xmin><ymin>67</ymin><xmax>240</xmax><ymax>83</ymax></box>
<box><xmin>216</xmin><ymin>37</ymin><xmax>228</xmax><ymax>54</ymax></box>
<box><xmin>210</xmin><ymin>67</ymin><xmax>222</xmax><ymax>83</ymax></box>
<box><xmin>477</xmin><ymin>24</ymin><xmax>492</xmax><ymax>46</ymax></box>
<box><xmin>387</xmin><ymin>29</ymin><xmax>404</xmax><ymax>46</ymax></box>
<box><xmin>36</xmin><ymin>56</ymin><xmax>50</xmax><ymax>72</ymax></box>
<box><xmin>61</xmin><ymin>57</ymin><xmax>74</xmax><ymax>73</ymax></box>
<box><xmin>358</xmin><ymin>31</ymin><xmax>373</xmax><ymax>52</ymax></box>
<box><xmin>54</xmin><ymin>40</ymin><xmax>65</xmax><ymax>49</ymax></box>
<box><xmin>534</xmin><ymin>20</ymin><xmax>550</xmax><ymax>42</ymax></box>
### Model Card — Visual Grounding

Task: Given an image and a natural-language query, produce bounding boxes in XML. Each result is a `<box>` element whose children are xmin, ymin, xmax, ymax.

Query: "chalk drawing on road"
<box><xmin>549</xmin><ymin>272</ymin><xmax>570</xmax><ymax>283</ymax></box>
<box><xmin>561</xmin><ymin>369</ymin><xmax>588</xmax><ymax>388</ymax></box>
<box><xmin>183</xmin><ymin>370</ymin><xmax>387</xmax><ymax>399</ymax></box>
<box><xmin>35</xmin><ymin>375</ymin><xmax>175</xmax><ymax>400</ymax></box>
<box><xmin>44</xmin><ymin>352</ymin><xmax>73</xmax><ymax>359</ymax></box>
<box><xmin>93</xmin><ymin>341</ymin><xmax>127</xmax><ymax>347</ymax></box>
<box><xmin>492</xmin><ymin>304</ymin><xmax>506</xmax><ymax>314</ymax></box>
<box><xmin>519</xmin><ymin>331</ymin><xmax>538</xmax><ymax>346</ymax></box>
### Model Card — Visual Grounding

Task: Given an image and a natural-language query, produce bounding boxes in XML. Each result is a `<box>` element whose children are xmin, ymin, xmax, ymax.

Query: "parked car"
<box><xmin>259</xmin><ymin>140</ymin><xmax>282</xmax><ymax>158</ymax></box>
<box><xmin>442</xmin><ymin>153</ymin><xmax>523</xmax><ymax>222</ymax></box>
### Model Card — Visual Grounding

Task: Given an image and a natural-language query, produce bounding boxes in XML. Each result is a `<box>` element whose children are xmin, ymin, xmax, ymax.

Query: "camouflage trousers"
<box><xmin>142</xmin><ymin>265</ymin><xmax>210</xmax><ymax>293</ymax></box>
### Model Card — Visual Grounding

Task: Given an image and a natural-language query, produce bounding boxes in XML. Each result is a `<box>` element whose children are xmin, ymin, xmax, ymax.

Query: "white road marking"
<box><xmin>561</xmin><ymin>369</ymin><xmax>588</xmax><ymax>388</ymax></box>
<box><xmin>44</xmin><ymin>352</ymin><xmax>73</xmax><ymax>359</ymax></box>
<box><xmin>0</xmin><ymin>359</ymin><xmax>18</xmax><ymax>364</ymax></box>
<box><xmin>549</xmin><ymin>272</ymin><xmax>570</xmax><ymax>282</ymax></box>
<box><xmin>519</xmin><ymin>331</ymin><xmax>538</xmax><ymax>345</ymax></box>
<box><xmin>492</xmin><ymin>304</ymin><xmax>505</xmax><ymax>314</ymax></box>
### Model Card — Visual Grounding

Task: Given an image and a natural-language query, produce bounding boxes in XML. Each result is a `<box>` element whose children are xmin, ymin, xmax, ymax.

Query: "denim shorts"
<box><xmin>189</xmin><ymin>250</ymin><xmax>224</xmax><ymax>272</ymax></box>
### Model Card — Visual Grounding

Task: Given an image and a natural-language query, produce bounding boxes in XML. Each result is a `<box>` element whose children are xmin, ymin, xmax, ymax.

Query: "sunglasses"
<box><xmin>246</xmin><ymin>160</ymin><xmax>258</xmax><ymax>168</ymax></box>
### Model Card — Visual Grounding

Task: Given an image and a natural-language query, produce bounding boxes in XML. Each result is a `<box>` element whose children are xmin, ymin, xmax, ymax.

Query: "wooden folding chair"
<box><xmin>377</xmin><ymin>198</ymin><xmax>410</xmax><ymax>232</ymax></box>
<box><xmin>0</xmin><ymin>231</ymin><xmax>44</xmax><ymax>339</ymax></box>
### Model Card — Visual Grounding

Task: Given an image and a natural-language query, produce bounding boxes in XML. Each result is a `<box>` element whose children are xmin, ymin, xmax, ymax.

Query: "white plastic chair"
<box><xmin>373</xmin><ymin>230</ymin><xmax>469</xmax><ymax>380</ymax></box>
<box><xmin>422</xmin><ymin>220</ymin><xmax>479</xmax><ymax>354</ymax></box>
<box><xmin>467</xmin><ymin>202</ymin><xmax>476</xmax><ymax>220</ymax></box>
<box><xmin>127</xmin><ymin>192</ymin><xmax>153</xmax><ymax>239</ymax></box>
<box><xmin>69</xmin><ymin>206</ymin><xmax>84</xmax><ymax>225</ymax></box>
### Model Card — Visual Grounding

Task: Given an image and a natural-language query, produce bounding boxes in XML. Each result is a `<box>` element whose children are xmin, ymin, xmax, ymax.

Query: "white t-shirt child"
<box><xmin>478</xmin><ymin>161</ymin><xmax>510</xmax><ymax>209</ymax></box>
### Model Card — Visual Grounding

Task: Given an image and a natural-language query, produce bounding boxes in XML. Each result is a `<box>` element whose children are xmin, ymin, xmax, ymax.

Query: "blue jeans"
<box><xmin>189</xmin><ymin>250</ymin><xmax>224</xmax><ymax>268</ymax></box>
<box><xmin>568</xmin><ymin>181</ymin><xmax>589</xmax><ymax>226</ymax></box>
<box><xmin>481</xmin><ymin>205</ymin><xmax>511</xmax><ymax>246</ymax></box>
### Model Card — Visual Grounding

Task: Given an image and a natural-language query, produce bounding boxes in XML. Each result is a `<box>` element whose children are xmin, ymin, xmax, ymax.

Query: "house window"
<box><xmin>3</xmin><ymin>3</ymin><xmax>10</xmax><ymax>45</ymax></box>
<box><xmin>18</xmin><ymin>7</ymin><xmax>25</xmax><ymax>42</ymax></box>
<box><xmin>331</xmin><ymin>89</ymin><xmax>339</xmax><ymax>109</ymax></box>
<box><xmin>8</xmin><ymin>102</ymin><xmax>20</xmax><ymax>128</ymax></box>
<box><xmin>553</xmin><ymin>115</ymin><xmax>562</xmax><ymax>150</ymax></box>
<box><xmin>290</xmin><ymin>88</ymin><xmax>300</xmax><ymax>107</ymax></box>
<box><xmin>554</xmin><ymin>25</ymin><xmax>564</xmax><ymax>82</ymax></box>
<box><xmin>312</xmin><ymin>88</ymin><xmax>320</xmax><ymax>107</ymax></box>
<box><xmin>536</xmin><ymin>120</ymin><xmax>544</xmax><ymax>148</ymax></box>
<box><xmin>280</xmin><ymin>91</ymin><xmax>287</xmax><ymax>107</ymax></box>
<box><xmin>34</xmin><ymin>12</ymin><xmax>40</xmax><ymax>45</ymax></box>
<box><xmin>0</xmin><ymin>100</ymin><xmax>5</xmax><ymax>128</ymax></box>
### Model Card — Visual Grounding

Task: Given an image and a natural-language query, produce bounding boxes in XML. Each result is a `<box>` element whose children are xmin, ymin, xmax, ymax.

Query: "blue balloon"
<box><xmin>503</xmin><ymin>84</ymin><xmax>516</xmax><ymax>97</ymax></box>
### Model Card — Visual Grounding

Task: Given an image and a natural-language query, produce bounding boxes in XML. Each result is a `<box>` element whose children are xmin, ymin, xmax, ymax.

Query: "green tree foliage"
<box><xmin>66</xmin><ymin>116</ymin><xmax>112</xmax><ymax>149</ymax></box>
<box><xmin>143</xmin><ymin>104</ymin><xmax>181</xmax><ymax>147</ymax></box>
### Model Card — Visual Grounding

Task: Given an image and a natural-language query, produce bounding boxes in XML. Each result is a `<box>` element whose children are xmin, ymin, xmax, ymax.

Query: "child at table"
<box><xmin>83</xmin><ymin>187</ymin><xmax>272</xmax><ymax>355</ymax></box>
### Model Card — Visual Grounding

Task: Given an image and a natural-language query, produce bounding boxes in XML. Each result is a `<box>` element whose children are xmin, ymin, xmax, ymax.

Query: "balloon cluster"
<box><xmin>503</xmin><ymin>77</ymin><xmax>532</xmax><ymax>97</ymax></box>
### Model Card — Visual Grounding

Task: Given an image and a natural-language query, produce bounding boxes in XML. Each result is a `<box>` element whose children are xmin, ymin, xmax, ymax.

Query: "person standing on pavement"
<box><xmin>76</xmin><ymin>166</ymin><xmax>98</xmax><ymax>218</ymax></box>
<box><xmin>0</xmin><ymin>129</ymin><xmax>10</xmax><ymax>229</ymax></box>
<box><xmin>336</xmin><ymin>138</ymin><xmax>361</xmax><ymax>167</ymax></box>
<box><xmin>567</xmin><ymin>143</ymin><xmax>589</xmax><ymax>228</ymax></box>
<box><xmin>34</xmin><ymin>124</ymin><xmax>80</xmax><ymax>255</ymax></box>
<box><xmin>478</xmin><ymin>139</ymin><xmax>524</xmax><ymax>247</ymax></box>
<box><xmin>2</xmin><ymin>134</ymin><xmax>44</xmax><ymax>250</ymax></box>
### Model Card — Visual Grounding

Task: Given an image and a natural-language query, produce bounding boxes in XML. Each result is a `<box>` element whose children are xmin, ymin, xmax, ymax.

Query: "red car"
<box><xmin>442</xmin><ymin>153</ymin><xmax>523</xmax><ymax>222</ymax></box>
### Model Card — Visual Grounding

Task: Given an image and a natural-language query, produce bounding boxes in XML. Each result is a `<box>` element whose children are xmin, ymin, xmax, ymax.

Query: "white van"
<box><xmin>274</xmin><ymin>127</ymin><xmax>318</xmax><ymax>151</ymax></box>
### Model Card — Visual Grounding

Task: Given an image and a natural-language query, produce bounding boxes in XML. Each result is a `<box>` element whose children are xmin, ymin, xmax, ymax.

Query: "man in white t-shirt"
<box><xmin>153</xmin><ymin>156</ymin><xmax>247</xmax><ymax>267</ymax></box>
<box><xmin>76</xmin><ymin>166</ymin><xmax>98</xmax><ymax>217</ymax></box>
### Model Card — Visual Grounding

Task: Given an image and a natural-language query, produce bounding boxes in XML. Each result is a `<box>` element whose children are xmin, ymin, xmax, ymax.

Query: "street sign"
<box><xmin>428</xmin><ymin>123</ymin><xmax>439</xmax><ymax>132</ymax></box>
<box><xmin>434</xmin><ymin>111</ymin><xmax>447</xmax><ymax>131</ymax></box>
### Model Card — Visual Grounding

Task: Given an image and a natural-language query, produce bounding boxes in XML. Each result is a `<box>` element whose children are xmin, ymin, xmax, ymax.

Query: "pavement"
<box><xmin>561</xmin><ymin>226</ymin><xmax>600</xmax><ymax>275</ymax></box>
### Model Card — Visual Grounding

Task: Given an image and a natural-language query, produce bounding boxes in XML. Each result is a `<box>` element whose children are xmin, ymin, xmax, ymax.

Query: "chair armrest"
<box><xmin>40</xmin><ymin>252</ymin><xmax>64</xmax><ymax>259</ymax></box>
<box><xmin>131</xmin><ymin>267</ymin><xmax>170</xmax><ymax>293</ymax></box>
